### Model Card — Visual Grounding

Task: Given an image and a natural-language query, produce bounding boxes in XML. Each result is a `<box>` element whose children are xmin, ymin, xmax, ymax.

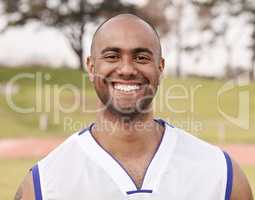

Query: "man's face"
<box><xmin>87</xmin><ymin>17</ymin><xmax>164</xmax><ymax>117</ymax></box>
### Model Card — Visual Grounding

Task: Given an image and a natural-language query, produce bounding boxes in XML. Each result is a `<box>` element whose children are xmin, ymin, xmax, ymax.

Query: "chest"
<box><xmin>119</xmin><ymin>156</ymin><xmax>151</xmax><ymax>189</ymax></box>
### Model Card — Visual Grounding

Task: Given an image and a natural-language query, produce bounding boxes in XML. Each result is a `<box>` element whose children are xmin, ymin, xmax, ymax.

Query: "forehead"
<box><xmin>93</xmin><ymin>17</ymin><xmax>160</xmax><ymax>55</ymax></box>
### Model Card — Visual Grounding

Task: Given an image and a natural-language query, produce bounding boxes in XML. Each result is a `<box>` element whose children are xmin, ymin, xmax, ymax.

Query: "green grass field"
<box><xmin>0</xmin><ymin>159</ymin><xmax>254</xmax><ymax>199</ymax></box>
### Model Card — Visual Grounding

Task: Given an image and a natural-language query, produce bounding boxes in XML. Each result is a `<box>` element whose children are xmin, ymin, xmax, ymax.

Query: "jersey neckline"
<box><xmin>77</xmin><ymin>119</ymin><xmax>178</xmax><ymax>196</ymax></box>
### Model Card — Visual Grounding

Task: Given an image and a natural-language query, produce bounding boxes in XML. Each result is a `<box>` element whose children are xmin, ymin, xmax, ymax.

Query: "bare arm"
<box><xmin>14</xmin><ymin>171</ymin><xmax>35</xmax><ymax>200</ymax></box>
<box><xmin>230</xmin><ymin>159</ymin><xmax>253</xmax><ymax>200</ymax></box>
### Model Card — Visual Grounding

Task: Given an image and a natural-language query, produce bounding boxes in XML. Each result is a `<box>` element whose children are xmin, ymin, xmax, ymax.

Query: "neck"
<box><xmin>91</xmin><ymin>105</ymin><xmax>164</xmax><ymax>158</ymax></box>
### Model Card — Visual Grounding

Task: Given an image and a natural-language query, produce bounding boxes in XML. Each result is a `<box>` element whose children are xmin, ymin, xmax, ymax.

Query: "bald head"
<box><xmin>90</xmin><ymin>14</ymin><xmax>162</xmax><ymax>58</ymax></box>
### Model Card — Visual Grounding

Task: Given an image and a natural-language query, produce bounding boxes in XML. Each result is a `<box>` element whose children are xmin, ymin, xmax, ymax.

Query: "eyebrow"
<box><xmin>101</xmin><ymin>47</ymin><xmax>121</xmax><ymax>54</ymax></box>
<box><xmin>131</xmin><ymin>47</ymin><xmax>153</xmax><ymax>56</ymax></box>
<box><xmin>101</xmin><ymin>47</ymin><xmax>153</xmax><ymax>55</ymax></box>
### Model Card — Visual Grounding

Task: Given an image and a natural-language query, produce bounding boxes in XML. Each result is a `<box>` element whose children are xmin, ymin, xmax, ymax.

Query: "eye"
<box><xmin>103</xmin><ymin>53</ymin><xmax>120</xmax><ymax>62</ymax></box>
<box><xmin>134</xmin><ymin>55</ymin><xmax>150</xmax><ymax>64</ymax></box>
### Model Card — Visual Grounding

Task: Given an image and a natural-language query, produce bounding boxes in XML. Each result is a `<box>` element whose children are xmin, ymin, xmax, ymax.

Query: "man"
<box><xmin>16</xmin><ymin>14</ymin><xmax>253</xmax><ymax>200</ymax></box>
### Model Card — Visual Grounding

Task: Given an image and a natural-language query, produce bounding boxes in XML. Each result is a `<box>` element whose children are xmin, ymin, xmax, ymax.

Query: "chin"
<box><xmin>106</xmin><ymin>102</ymin><xmax>151</xmax><ymax>119</ymax></box>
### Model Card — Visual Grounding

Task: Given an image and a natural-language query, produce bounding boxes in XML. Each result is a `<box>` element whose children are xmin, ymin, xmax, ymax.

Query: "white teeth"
<box><xmin>114</xmin><ymin>83</ymin><xmax>140</xmax><ymax>92</ymax></box>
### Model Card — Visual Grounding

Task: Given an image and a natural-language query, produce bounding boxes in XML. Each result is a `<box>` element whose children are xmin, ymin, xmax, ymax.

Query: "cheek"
<box><xmin>143</xmin><ymin>67</ymin><xmax>161</xmax><ymax>84</ymax></box>
<box><xmin>94</xmin><ymin>60</ymin><xmax>117</xmax><ymax>75</ymax></box>
<box><xmin>92</xmin><ymin>61</ymin><xmax>116</xmax><ymax>85</ymax></box>
<box><xmin>94</xmin><ymin>75</ymin><xmax>109</xmax><ymax>91</ymax></box>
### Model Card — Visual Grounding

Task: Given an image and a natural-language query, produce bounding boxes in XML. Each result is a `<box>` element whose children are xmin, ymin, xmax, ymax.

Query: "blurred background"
<box><xmin>0</xmin><ymin>0</ymin><xmax>254</xmax><ymax>199</ymax></box>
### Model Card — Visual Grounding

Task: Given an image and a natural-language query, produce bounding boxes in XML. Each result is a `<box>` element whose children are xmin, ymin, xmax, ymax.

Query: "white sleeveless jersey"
<box><xmin>31</xmin><ymin>119</ymin><xmax>233</xmax><ymax>200</ymax></box>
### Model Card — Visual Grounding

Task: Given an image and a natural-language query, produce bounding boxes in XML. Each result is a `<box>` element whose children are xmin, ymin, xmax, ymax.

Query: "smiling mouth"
<box><xmin>113</xmin><ymin>83</ymin><xmax>141</xmax><ymax>92</ymax></box>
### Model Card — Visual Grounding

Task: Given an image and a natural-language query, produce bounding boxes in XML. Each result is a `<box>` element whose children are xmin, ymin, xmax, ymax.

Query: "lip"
<box><xmin>111</xmin><ymin>81</ymin><xmax>145</xmax><ymax>91</ymax></box>
<box><xmin>108</xmin><ymin>80</ymin><xmax>147</xmax><ymax>94</ymax></box>
<box><xmin>109</xmin><ymin>80</ymin><xmax>143</xmax><ymax>85</ymax></box>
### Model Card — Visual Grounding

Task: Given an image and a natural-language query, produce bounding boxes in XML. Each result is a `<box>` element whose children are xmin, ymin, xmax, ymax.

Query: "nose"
<box><xmin>116</xmin><ymin>56</ymin><xmax>138</xmax><ymax>77</ymax></box>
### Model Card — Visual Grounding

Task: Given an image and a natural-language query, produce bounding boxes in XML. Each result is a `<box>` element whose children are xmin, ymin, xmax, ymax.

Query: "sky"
<box><xmin>0</xmin><ymin>22</ymin><xmax>80</xmax><ymax>68</ymax></box>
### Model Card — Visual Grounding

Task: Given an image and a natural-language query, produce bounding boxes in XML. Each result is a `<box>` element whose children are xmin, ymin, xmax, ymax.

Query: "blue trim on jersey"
<box><xmin>223</xmin><ymin>151</ymin><xmax>233</xmax><ymax>200</ymax></box>
<box><xmin>138</xmin><ymin>118</ymin><xmax>167</xmax><ymax>188</ymax></box>
<box><xmin>32</xmin><ymin>164</ymin><xmax>43</xmax><ymax>200</ymax></box>
<box><xmin>79</xmin><ymin>119</ymin><xmax>174</xmax><ymax>137</ymax></box>
<box><xmin>78</xmin><ymin>123</ymin><xmax>94</xmax><ymax>135</ymax></box>
<box><xmin>154</xmin><ymin>118</ymin><xmax>174</xmax><ymax>128</ymax></box>
<box><xmin>89</xmin><ymin>128</ymin><xmax>139</xmax><ymax>189</ymax></box>
<box><xmin>126</xmin><ymin>189</ymin><xmax>153</xmax><ymax>195</ymax></box>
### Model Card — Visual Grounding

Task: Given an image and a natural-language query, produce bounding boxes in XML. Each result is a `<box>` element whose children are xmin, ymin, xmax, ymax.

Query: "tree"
<box><xmin>173</xmin><ymin>0</ymin><xmax>184</xmax><ymax>77</ymax></box>
<box><xmin>0</xmin><ymin>0</ymin><xmax>172</xmax><ymax>71</ymax></box>
<box><xmin>138</xmin><ymin>0</ymin><xmax>171</xmax><ymax>35</ymax></box>
<box><xmin>242</xmin><ymin>0</ymin><xmax>255</xmax><ymax>80</ymax></box>
<box><xmin>192</xmin><ymin>0</ymin><xmax>255</xmax><ymax>80</ymax></box>
<box><xmin>219</xmin><ymin>0</ymin><xmax>255</xmax><ymax>80</ymax></box>
<box><xmin>0</xmin><ymin>0</ymin><xmax>136</xmax><ymax>71</ymax></box>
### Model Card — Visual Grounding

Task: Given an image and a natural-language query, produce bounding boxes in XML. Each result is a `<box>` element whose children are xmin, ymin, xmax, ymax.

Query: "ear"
<box><xmin>157</xmin><ymin>58</ymin><xmax>165</xmax><ymax>82</ymax></box>
<box><xmin>158</xmin><ymin>57</ymin><xmax>165</xmax><ymax>75</ymax></box>
<box><xmin>86</xmin><ymin>56</ymin><xmax>95</xmax><ymax>82</ymax></box>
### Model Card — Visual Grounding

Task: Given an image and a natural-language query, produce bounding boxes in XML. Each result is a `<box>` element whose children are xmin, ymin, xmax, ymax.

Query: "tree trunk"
<box><xmin>224</xmin><ymin>28</ymin><xmax>232</xmax><ymax>79</ymax></box>
<box><xmin>76</xmin><ymin>23</ymin><xmax>85</xmax><ymax>72</ymax></box>
<box><xmin>78</xmin><ymin>24</ymin><xmax>85</xmax><ymax>71</ymax></box>
<box><xmin>78</xmin><ymin>49</ymin><xmax>84</xmax><ymax>71</ymax></box>
<box><xmin>175</xmin><ymin>1</ymin><xmax>183</xmax><ymax>77</ymax></box>
<box><xmin>253</xmin><ymin>62</ymin><xmax>255</xmax><ymax>81</ymax></box>
<box><xmin>65</xmin><ymin>24</ymin><xmax>85</xmax><ymax>71</ymax></box>
<box><xmin>250</xmin><ymin>61</ymin><xmax>255</xmax><ymax>81</ymax></box>
<box><xmin>249</xmin><ymin>14</ymin><xmax>255</xmax><ymax>81</ymax></box>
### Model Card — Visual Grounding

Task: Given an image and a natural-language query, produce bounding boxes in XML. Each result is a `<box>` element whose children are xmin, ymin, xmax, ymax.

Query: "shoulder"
<box><xmin>39</xmin><ymin>126</ymin><xmax>91</xmax><ymax>165</ymax></box>
<box><xmin>15</xmin><ymin>171</ymin><xmax>34</xmax><ymax>200</ymax></box>
<box><xmin>14</xmin><ymin>133</ymin><xmax>79</xmax><ymax>200</ymax></box>
<box><xmin>230</xmin><ymin>159</ymin><xmax>253</xmax><ymax>200</ymax></box>
<box><xmin>37</xmin><ymin>126</ymin><xmax>93</xmax><ymax>174</ymax></box>
<box><xmin>167</xmin><ymin>123</ymin><xmax>253</xmax><ymax>200</ymax></box>
<box><xmin>170</xmin><ymin>126</ymin><xmax>224</xmax><ymax>161</ymax></box>
<box><xmin>15</xmin><ymin>127</ymin><xmax>93</xmax><ymax>200</ymax></box>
